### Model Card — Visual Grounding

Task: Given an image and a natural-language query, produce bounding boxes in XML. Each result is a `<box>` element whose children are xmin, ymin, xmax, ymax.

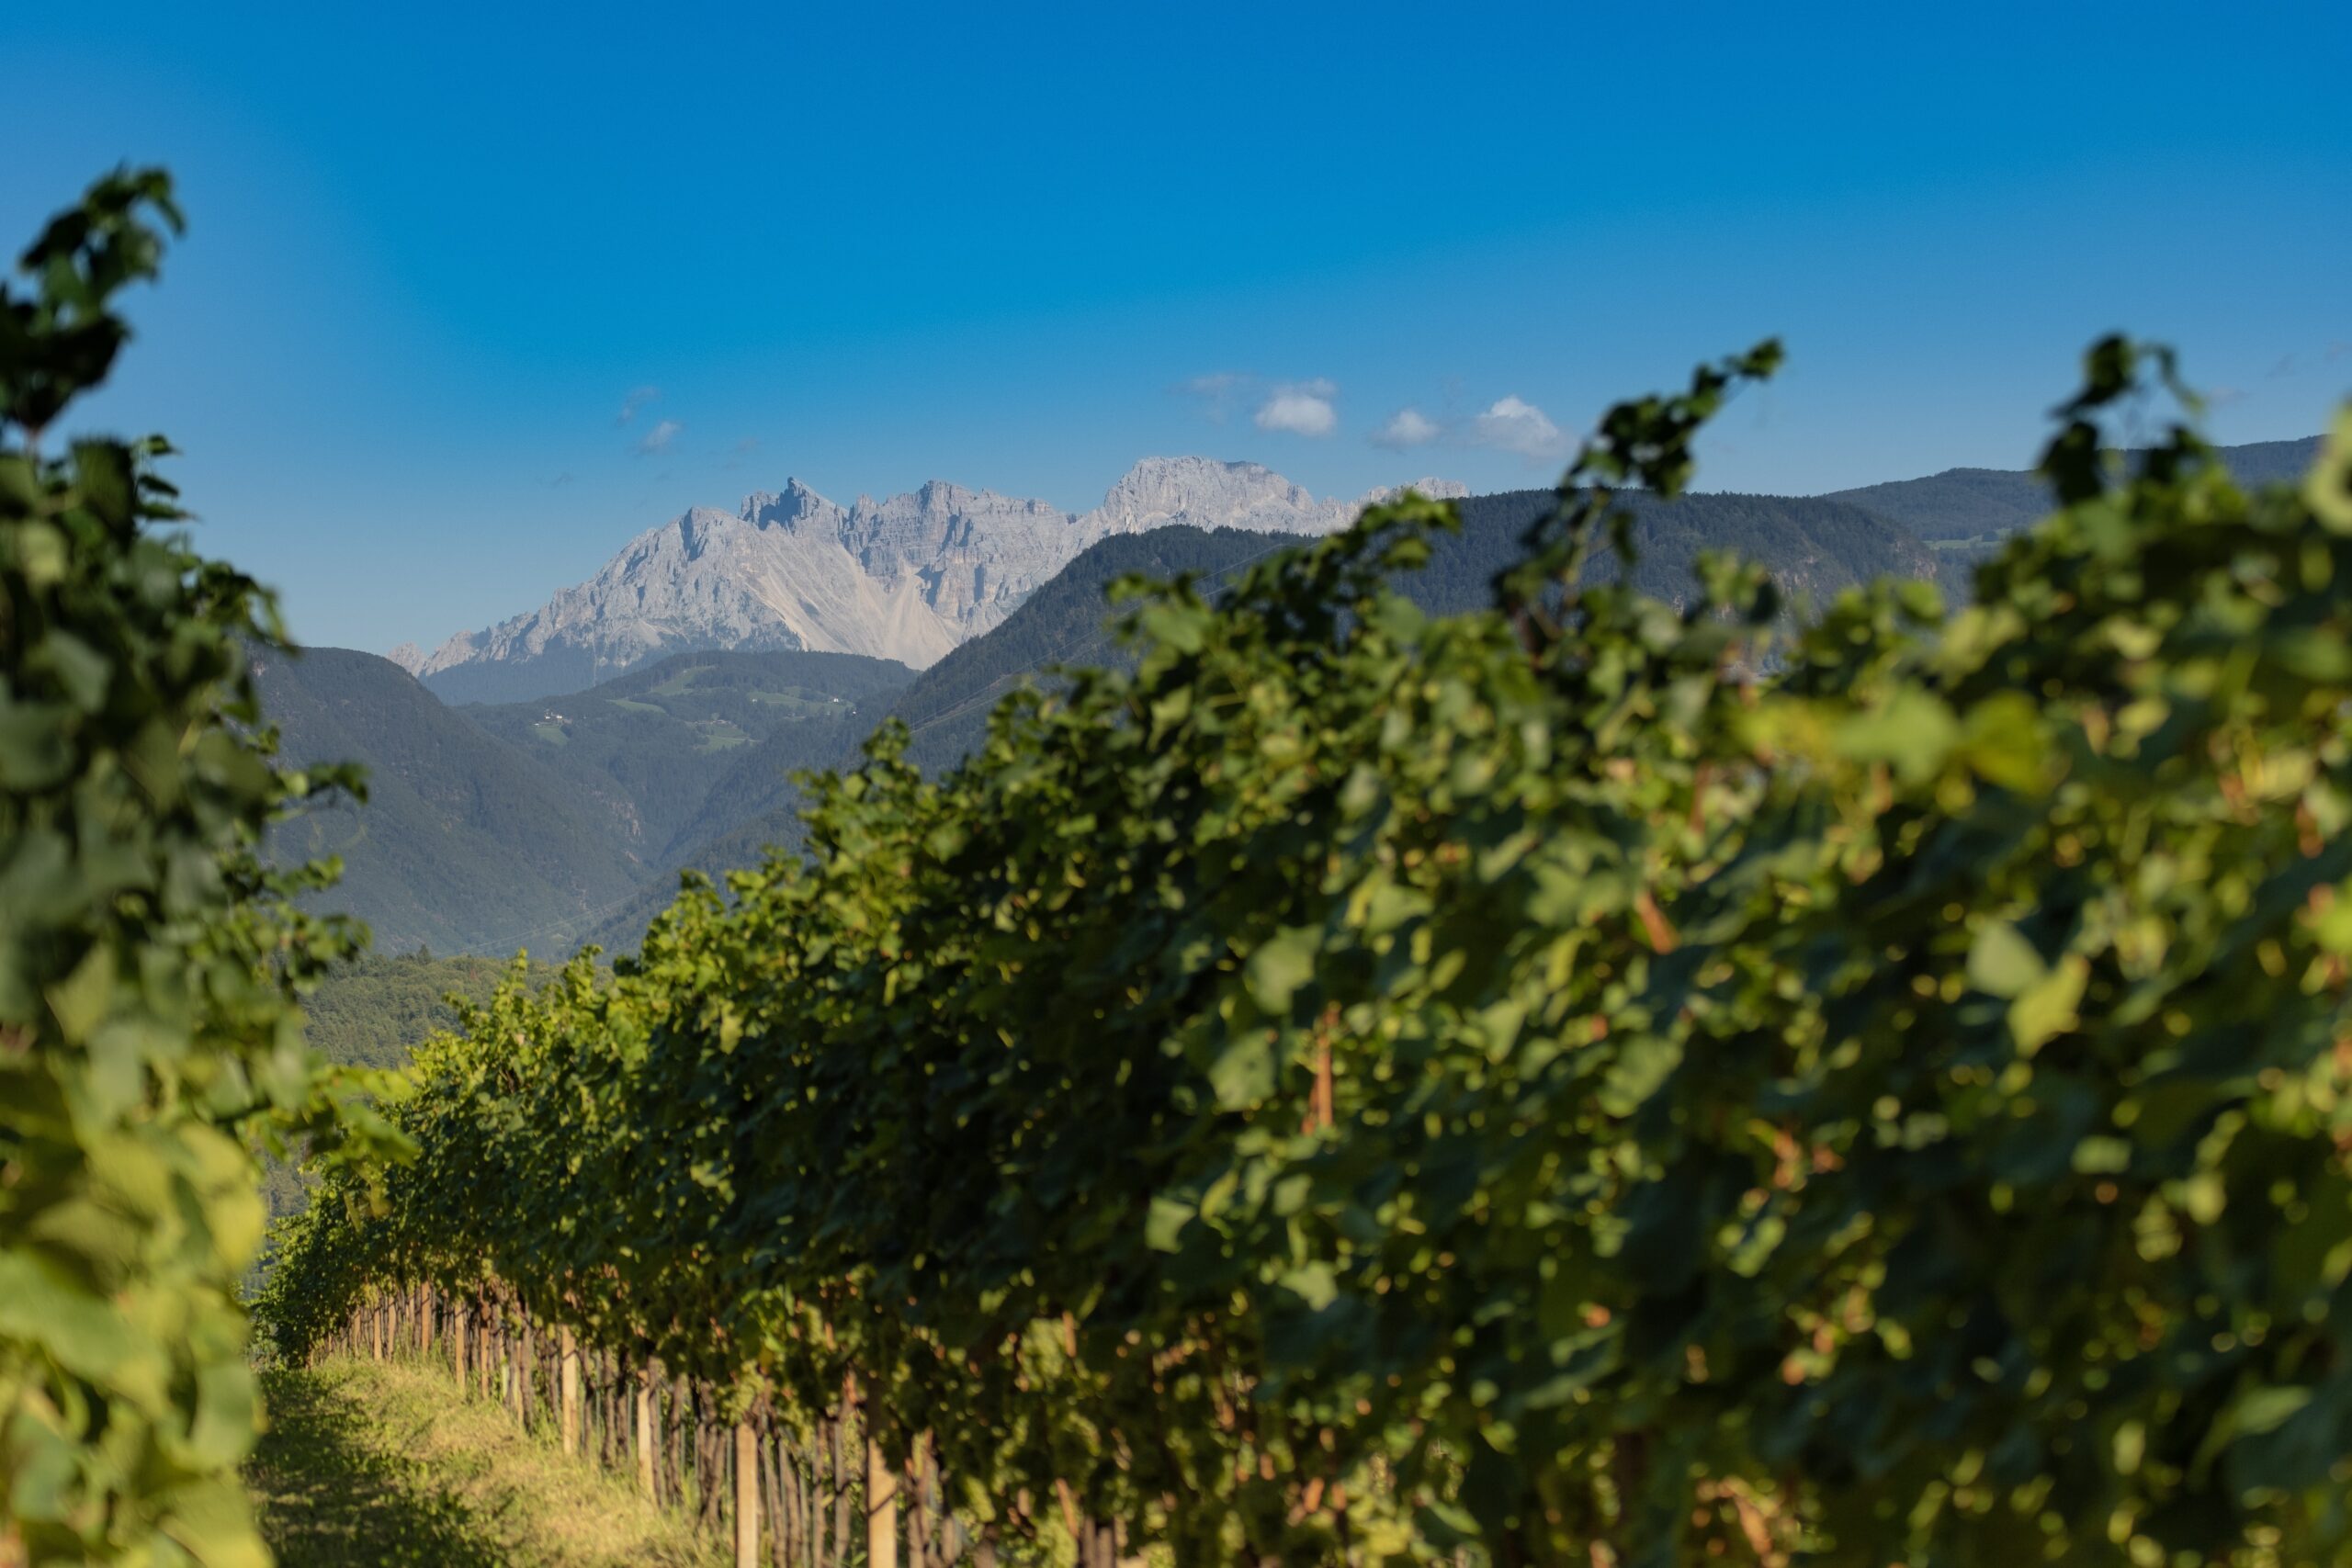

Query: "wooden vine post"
<box><xmin>867</xmin><ymin>1435</ymin><xmax>898</xmax><ymax>1568</ymax></box>
<box><xmin>734</xmin><ymin>1417</ymin><xmax>760</xmax><ymax>1567</ymax></box>
<box><xmin>859</xmin><ymin>1371</ymin><xmax>898</xmax><ymax>1568</ymax></box>
<box><xmin>636</xmin><ymin>1365</ymin><xmax>658</xmax><ymax>1499</ymax></box>
<box><xmin>560</xmin><ymin>1323</ymin><xmax>582</xmax><ymax>1455</ymax></box>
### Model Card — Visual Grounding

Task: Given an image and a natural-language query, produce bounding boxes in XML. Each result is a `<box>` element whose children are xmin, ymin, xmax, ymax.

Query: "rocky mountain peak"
<box><xmin>401</xmin><ymin>456</ymin><xmax>1464</xmax><ymax>704</ymax></box>
<box><xmin>742</xmin><ymin>479</ymin><xmax>843</xmax><ymax>534</ymax></box>
<box><xmin>1093</xmin><ymin>456</ymin><xmax>1418</xmax><ymax>538</ymax></box>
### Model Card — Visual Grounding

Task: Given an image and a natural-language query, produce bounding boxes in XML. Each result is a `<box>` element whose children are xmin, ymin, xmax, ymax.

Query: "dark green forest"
<box><xmin>300</xmin><ymin>949</ymin><xmax>556</xmax><ymax>1071</ymax></box>
<box><xmin>1827</xmin><ymin>434</ymin><xmax>2323</xmax><ymax>544</ymax></box>
<box><xmin>877</xmin><ymin>488</ymin><xmax>1957</xmax><ymax>775</ymax></box>
<box><xmin>258</xmin><ymin>646</ymin><xmax>647</xmax><ymax>953</ymax></box>
<box><xmin>257</xmin><ymin>646</ymin><xmax>910</xmax><ymax>956</ymax></box>
<box><xmin>464</xmin><ymin>648</ymin><xmax>911</xmax><ymax>860</ymax></box>
<box><xmin>257</xmin><ymin>951</ymin><xmax>558</xmax><ymax>1224</ymax></box>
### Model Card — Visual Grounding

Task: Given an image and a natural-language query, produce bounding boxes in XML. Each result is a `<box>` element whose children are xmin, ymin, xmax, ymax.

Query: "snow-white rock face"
<box><xmin>405</xmin><ymin>458</ymin><xmax>1466</xmax><ymax>705</ymax></box>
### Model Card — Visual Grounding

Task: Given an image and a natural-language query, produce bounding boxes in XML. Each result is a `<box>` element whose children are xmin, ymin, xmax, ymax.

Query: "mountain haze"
<box><xmin>403</xmin><ymin>457</ymin><xmax>1464</xmax><ymax>705</ymax></box>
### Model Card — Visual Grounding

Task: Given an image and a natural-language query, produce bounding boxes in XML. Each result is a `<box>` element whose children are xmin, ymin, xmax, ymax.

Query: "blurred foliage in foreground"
<box><xmin>0</xmin><ymin>172</ymin><xmax>398</xmax><ymax>1565</ymax></box>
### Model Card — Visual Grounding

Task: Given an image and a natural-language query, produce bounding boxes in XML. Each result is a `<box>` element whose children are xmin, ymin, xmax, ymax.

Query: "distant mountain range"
<box><xmin>1823</xmin><ymin>434</ymin><xmax>2322</xmax><ymax>544</ymax></box>
<box><xmin>285</xmin><ymin>435</ymin><xmax>2320</xmax><ymax>958</ymax></box>
<box><xmin>392</xmin><ymin>457</ymin><xmax>1464</xmax><ymax>705</ymax></box>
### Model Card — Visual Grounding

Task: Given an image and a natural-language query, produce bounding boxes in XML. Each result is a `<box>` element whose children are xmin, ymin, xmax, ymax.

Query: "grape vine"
<box><xmin>1</xmin><ymin>173</ymin><xmax>401</xmax><ymax>1566</ymax></box>
<box><xmin>260</xmin><ymin>342</ymin><xmax>2352</xmax><ymax>1565</ymax></box>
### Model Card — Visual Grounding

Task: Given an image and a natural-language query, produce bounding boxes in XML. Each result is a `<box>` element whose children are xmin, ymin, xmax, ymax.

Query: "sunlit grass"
<box><xmin>247</xmin><ymin>1355</ymin><xmax>721</xmax><ymax>1568</ymax></box>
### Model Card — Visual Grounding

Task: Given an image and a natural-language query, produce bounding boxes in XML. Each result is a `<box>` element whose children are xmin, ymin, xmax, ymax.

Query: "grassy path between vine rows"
<box><xmin>245</xmin><ymin>1355</ymin><xmax>721</xmax><ymax>1567</ymax></box>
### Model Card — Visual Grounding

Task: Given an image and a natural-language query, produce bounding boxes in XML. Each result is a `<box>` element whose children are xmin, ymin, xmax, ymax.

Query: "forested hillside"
<box><xmin>254</xmin><ymin>647</ymin><xmax>910</xmax><ymax>956</ymax></box>
<box><xmin>1827</xmin><ymin>434</ymin><xmax>2322</xmax><ymax>544</ymax></box>
<box><xmin>467</xmin><ymin>649</ymin><xmax>913</xmax><ymax>954</ymax></box>
<box><xmin>462</xmin><ymin>648</ymin><xmax>910</xmax><ymax>857</ymax></box>
<box><xmin>878</xmin><ymin>525</ymin><xmax>1297</xmax><ymax>772</ymax></box>
<box><xmin>876</xmin><ymin>489</ymin><xmax>1954</xmax><ymax>777</ymax></box>
<box><xmin>301</xmin><ymin>950</ymin><xmax>558</xmax><ymax>1071</ymax></box>
<box><xmin>256</xmin><ymin>645</ymin><xmax>647</xmax><ymax>954</ymax></box>
<box><xmin>1447</xmin><ymin>486</ymin><xmax>1960</xmax><ymax>608</ymax></box>
<box><xmin>258</xmin><ymin>951</ymin><xmax>560</xmax><ymax>1224</ymax></box>
<box><xmin>572</xmin><ymin>718</ymin><xmax>911</xmax><ymax>953</ymax></box>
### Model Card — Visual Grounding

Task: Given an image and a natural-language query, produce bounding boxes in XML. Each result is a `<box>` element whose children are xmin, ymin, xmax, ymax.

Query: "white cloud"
<box><xmin>1372</xmin><ymin>408</ymin><xmax>1442</xmax><ymax>449</ymax></box>
<box><xmin>616</xmin><ymin>385</ymin><xmax>661</xmax><ymax>424</ymax></box>
<box><xmin>1254</xmin><ymin>381</ymin><xmax>1339</xmax><ymax>438</ymax></box>
<box><xmin>1468</xmin><ymin>395</ymin><xmax>1569</xmax><ymax>462</ymax></box>
<box><xmin>636</xmin><ymin>419</ymin><xmax>682</xmax><ymax>456</ymax></box>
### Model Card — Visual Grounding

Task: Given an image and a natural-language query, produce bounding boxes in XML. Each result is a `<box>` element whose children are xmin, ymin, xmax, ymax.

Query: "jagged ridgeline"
<box><xmin>0</xmin><ymin>174</ymin><xmax>401</xmax><ymax>1563</ymax></box>
<box><xmin>260</xmin><ymin>327</ymin><xmax>2352</xmax><ymax>1568</ymax></box>
<box><xmin>398</xmin><ymin>460</ymin><xmax>1461</xmax><ymax>705</ymax></box>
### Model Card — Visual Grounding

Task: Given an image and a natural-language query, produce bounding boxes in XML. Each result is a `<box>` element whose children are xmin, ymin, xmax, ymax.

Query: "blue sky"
<box><xmin>11</xmin><ymin>2</ymin><xmax>2348</xmax><ymax>653</ymax></box>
